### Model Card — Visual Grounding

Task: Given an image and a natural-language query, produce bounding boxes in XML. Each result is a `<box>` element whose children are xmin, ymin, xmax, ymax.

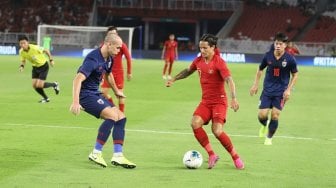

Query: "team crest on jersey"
<box><xmin>267</xmin><ymin>61</ymin><xmax>272</xmax><ymax>65</ymax></box>
<box><xmin>282</xmin><ymin>60</ymin><xmax>287</xmax><ymax>67</ymax></box>
<box><xmin>208</xmin><ymin>69</ymin><xmax>214</xmax><ymax>74</ymax></box>
<box><xmin>97</xmin><ymin>99</ymin><xmax>104</xmax><ymax>105</ymax></box>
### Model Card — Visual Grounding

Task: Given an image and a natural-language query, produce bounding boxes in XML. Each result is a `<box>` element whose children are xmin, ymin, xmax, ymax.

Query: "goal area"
<box><xmin>37</xmin><ymin>24</ymin><xmax>135</xmax><ymax>56</ymax></box>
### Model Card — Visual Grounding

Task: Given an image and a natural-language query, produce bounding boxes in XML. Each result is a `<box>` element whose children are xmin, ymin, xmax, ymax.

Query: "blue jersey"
<box><xmin>260</xmin><ymin>51</ymin><xmax>298</xmax><ymax>96</ymax></box>
<box><xmin>77</xmin><ymin>48</ymin><xmax>113</xmax><ymax>96</ymax></box>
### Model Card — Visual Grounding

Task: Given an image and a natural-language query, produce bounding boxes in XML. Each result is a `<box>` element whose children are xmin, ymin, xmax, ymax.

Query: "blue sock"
<box><xmin>268</xmin><ymin>119</ymin><xmax>279</xmax><ymax>138</ymax></box>
<box><xmin>114</xmin><ymin>144</ymin><xmax>123</xmax><ymax>153</ymax></box>
<box><xmin>95</xmin><ymin>119</ymin><xmax>115</xmax><ymax>151</ymax></box>
<box><xmin>112</xmin><ymin>118</ymin><xmax>126</xmax><ymax>152</ymax></box>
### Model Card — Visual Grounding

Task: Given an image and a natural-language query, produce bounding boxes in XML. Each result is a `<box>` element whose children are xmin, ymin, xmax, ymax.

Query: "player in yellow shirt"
<box><xmin>18</xmin><ymin>35</ymin><xmax>60</xmax><ymax>103</ymax></box>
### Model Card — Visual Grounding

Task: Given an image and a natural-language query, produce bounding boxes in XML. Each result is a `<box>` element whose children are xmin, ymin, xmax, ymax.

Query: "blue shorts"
<box><xmin>259</xmin><ymin>94</ymin><xmax>284</xmax><ymax>110</ymax></box>
<box><xmin>80</xmin><ymin>93</ymin><xmax>114</xmax><ymax>118</ymax></box>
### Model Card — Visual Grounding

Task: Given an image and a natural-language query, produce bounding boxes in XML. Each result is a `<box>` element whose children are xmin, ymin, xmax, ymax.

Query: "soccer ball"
<box><xmin>183</xmin><ymin>150</ymin><xmax>203</xmax><ymax>169</ymax></box>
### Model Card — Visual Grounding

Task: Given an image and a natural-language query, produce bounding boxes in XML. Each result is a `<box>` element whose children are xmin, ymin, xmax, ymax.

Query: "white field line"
<box><xmin>3</xmin><ymin>123</ymin><xmax>331</xmax><ymax>141</ymax></box>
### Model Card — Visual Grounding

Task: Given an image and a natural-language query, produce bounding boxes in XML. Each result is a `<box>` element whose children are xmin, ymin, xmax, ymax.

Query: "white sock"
<box><xmin>113</xmin><ymin>152</ymin><xmax>123</xmax><ymax>157</ymax></box>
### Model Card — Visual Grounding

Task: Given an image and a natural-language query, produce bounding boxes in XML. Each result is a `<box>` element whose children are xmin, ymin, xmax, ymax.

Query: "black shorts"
<box><xmin>32</xmin><ymin>62</ymin><xmax>49</xmax><ymax>80</ymax></box>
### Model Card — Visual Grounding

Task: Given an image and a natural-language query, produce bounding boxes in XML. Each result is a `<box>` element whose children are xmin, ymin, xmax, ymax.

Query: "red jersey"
<box><xmin>189</xmin><ymin>55</ymin><xmax>231</xmax><ymax>104</ymax></box>
<box><xmin>285</xmin><ymin>47</ymin><xmax>300</xmax><ymax>56</ymax></box>
<box><xmin>112</xmin><ymin>43</ymin><xmax>132</xmax><ymax>74</ymax></box>
<box><xmin>163</xmin><ymin>40</ymin><xmax>178</xmax><ymax>58</ymax></box>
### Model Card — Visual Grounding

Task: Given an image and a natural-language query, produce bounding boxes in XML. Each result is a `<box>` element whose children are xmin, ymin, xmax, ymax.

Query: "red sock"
<box><xmin>108</xmin><ymin>97</ymin><xmax>114</xmax><ymax>105</ymax></box>
<box><xmin>193</xmin><ymin>127</ymin><xmax>215</xmax><ymax>156</ymax></box>
<box><xmin>119</xmin><ymin>103</ymin><xmax>125</xmax><ymax>112</ymax></box>
<box><xmin>216</xmin><ymin>132</ymin><xmax>239</xmax><ymax>160</ymax></box>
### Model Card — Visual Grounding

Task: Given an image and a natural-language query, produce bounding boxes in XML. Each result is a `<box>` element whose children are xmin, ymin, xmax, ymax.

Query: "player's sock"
<box><xmin>193</xmin><ymin>127</ymin><xmax>215</xmax><ymax>156</ymax></box>
<box><xmin>114</xmin><ymin>144</ymin><xmax>122</xmax><ymax>153</ymax></box>
<box><xmin>112</xmin><ymin>118</ymin><xmax>126</xmax><ymax>148</ymax></box>
<box><xmin>258</xmin><ymin>117</ymin><xmax>268</xmax><ymax>126</ymax></box>
<box><xmin>216</xmin><ymin>132</ymin><xmax>239</xmax><ymax>160</ymax></box>
<box><xmin>119</xmin><ymin>103</ymin><xmax>125</xmax><ymax>112</ymax></box>
<box><xmin>35</xmin><ymin>88</ymin><xmax>48</xmax><ymax>99</ymax></box>
<box><xmin>43</xmin><ymin>82</ymin><xmax>56</xmax><ymax>88</ymax></box>
<box><xmin>95</xmin><ymin>119</ymin><xmax>115</xmax><ymax>151</ymax></box>
<box><xmin>267</xmin><ymin>119</ymin><xmax>279</xmax><ymax>138</ymax></box>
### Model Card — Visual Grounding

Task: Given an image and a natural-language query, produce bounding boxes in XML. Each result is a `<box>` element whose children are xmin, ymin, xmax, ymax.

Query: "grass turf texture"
<box><xmin>0</xmin><ymin>55</ymin><xmax>335</xmax><ymax>188</ymax></box>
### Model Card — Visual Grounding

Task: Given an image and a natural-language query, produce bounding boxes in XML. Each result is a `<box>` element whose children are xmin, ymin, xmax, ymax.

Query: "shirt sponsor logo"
<box><xmin>97</xmin><ymin>99</ymin><xmax>104</xmax><ymax>104</ymax></box>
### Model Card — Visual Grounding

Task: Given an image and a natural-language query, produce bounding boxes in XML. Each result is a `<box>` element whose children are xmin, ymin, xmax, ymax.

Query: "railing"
<box><xmin>1</xmin><ymin>32</ymin><xmax>335</xmax><ymax>56</ymax></box>
<box><xmin>98</xmin><ymin>0</ymin><xmax>242</xmax><ymax>11</ymax></box>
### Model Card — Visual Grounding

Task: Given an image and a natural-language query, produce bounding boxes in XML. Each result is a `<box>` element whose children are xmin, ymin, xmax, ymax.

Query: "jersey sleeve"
<box><xmin>78</xmin><ymin>57</ymin><xmax>96</xmax><ymax>78</ymax></box>
<box><xmin>189</xmin><ymin>57</ymin><xmax>199</xmax><ymax>71</ymax></box>
<box><xmin>216</xmin><ymin>56</ymin><xmax>231</xmax><ymax>79</ymax></box>
<box><xmin>259</xmin><ymin>54</ymin><xmax>268</xmax><ymax>70</ymax></box>
<box><xmin>122</xmin><ymin>43</ymin><xmax>132</xmax><ymax>74</ymax></box>
<box><xmin>289</xmin><ymin>57</ymin><xmax>298</xmax><ymax>73</ymax></box>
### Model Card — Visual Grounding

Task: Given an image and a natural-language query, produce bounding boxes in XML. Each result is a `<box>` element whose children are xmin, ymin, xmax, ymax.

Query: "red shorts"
<box><xmin>193</xmin><ymin>102</ymin><xmax>227</xmax><ymax>125</ymax></box>
<box><xmin>101</xmin><ymin>72</ymin><xmax>124</xmax><ymax>89</ymax></box>
<box><xmin>165</xmin><ymin>56</ymin><xmax>175</xmax><ymax>63</ymax></box>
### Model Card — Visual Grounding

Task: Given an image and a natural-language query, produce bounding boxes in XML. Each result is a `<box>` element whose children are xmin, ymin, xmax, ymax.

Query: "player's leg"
<box><xmin>192</xmin><ymin>103</ymin><xmax>217</xmax><ymax>168</ymax></box>
<box><xmin>101</xmin><ymin>106</ymin><xmax>136</xmax><ymax>169</ymax></box>
<box><xmin>115</xmin><ymin>74</ymin><xmax>125</xmax><ymax>112</ymax></box>
<box><xmin>39</xmin><ymin>63</ymin><xmax>59</xmax><ymax>95</ymax></box>
<box><xmin>258</xmin><ymin>94</ymin><xmax>272</xmax><ymax>137</ymax></box>
<box><xmin>211</xmin><ymin>104</ymin><xmax>244</xmax><ymax>169</ymax></box>
<box><xmin>265</xmin><ymin>97</ymin><xmax>283</xmax><ymax>145</ymax></box>
<box><xmin>33</xmin><ymin>79</ymin><xmax>49</xmax><ymax>103</ymax></box>
<box><xmin>162</xmin><ymin>59</ymin><xmax>169</xmax><ymax>79</ymax></box>
<box><xmin>81</xmin><ymin>94</ymin><xmax>115</xmax><ymax>167</ymax></box>
<box><xmin>167</xmin><ymin>57</ymin><xmax>174</xmax><ymax>80</ymax></box>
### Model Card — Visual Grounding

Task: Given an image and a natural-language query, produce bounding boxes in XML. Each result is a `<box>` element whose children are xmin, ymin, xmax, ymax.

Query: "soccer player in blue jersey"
<box><xmin>69</xmin><ymin>33</ymin><xmax>136</xmax><ymax>168</ymax></box>
<box><xmin>250</xmin><ymin>32</ymin><xmax>298</xmax><ymax>145</ymax></box>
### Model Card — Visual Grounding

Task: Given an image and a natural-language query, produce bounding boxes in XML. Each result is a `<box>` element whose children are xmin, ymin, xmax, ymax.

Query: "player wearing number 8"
<box><xmin>249</xmin><ymin>32</ymin><xmax>298</xmax><ymax>145</ymax></box>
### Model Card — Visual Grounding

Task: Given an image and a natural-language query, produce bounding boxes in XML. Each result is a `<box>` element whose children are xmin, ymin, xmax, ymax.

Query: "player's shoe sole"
<box><xmin>39</xmin><ymin>98</ymin><xmax>50</xmax><ymax>103</ymax></box>
<box><xmin>111</xmin><ymin>156</ymin><xmax>136</xmax><ymax>169</ymax></box>
<box><xmin>88</xmin><ymin>152</ymin><xmax>107</xmax><ymax>168</ymax></box>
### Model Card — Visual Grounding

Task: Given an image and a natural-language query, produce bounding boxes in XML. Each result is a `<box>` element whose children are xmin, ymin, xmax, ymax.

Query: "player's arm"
<box><xmin>166</xmin><ymin>68</ymin><xmax>195</xmax><ymax>87</ymax></box>
<box><xmin>161</xmin><ymin>45</ymin><xmax>166</xmax><ymax>59</ymax></box>
<box><xmin>249</xmin><ymin>68</ymin><xmax>263</xmax><ymax>96</ymax></box>
<box><xmin>70</xmin><ymin>73</ymin><xmax>86</xmax><ymax>115</ymax></box>
<box><xmin>43</xmin><ymin>49</ymin><xmax>55</xmax><ymax>66</ymax></box>
<box><xmin>250</xmin><ymin>56</ymin><xmax>267</xmax><ymax>96</ymax></box>
<box><xmin>283</xmin><ymin>71</ymin><xmax>298</xmax><ymax>102</ymax></box>
<box><xmin>19</xmin><ymin>59</ymin><xmax>26</xmax><ymax>72</ymax></box>
<box><xmin>105</xmin><ymin>72</ymin><xmax>125</xmax><ymax>98</ymax></box>
<box><xmin>123</xmin><ymin>45</ymin><xmax>132</xmax><ymax>80</ymax></box>
<box><xmin>225</xmin><ymin>76</ymin><xmax>239</xmax><ymax>112</ymax></box>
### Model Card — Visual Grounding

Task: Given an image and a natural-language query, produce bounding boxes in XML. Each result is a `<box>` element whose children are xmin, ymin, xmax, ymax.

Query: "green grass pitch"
<box><xmin>0</xmin><ymin>55</ymin><xmax>335</xmax><ymax>188</ymax></box>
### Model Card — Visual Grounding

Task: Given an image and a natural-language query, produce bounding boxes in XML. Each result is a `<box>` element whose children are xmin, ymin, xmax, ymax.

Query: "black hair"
<box><xmin>274</xmin><ymin>32</ymin><xmax>288</xmax><ymax>42</ymax></box>
<box><xmin>18</xmin><ymin>35</ymin><xmax>28</xmax><ymax>42</ymax></box>
<box><xmin>200</xmin><ymin>34</ymin><xmax>218</xmax><ymax>47</ymax></box>
<box><xmin>107</xmin><ymin>26</ymin><xmax>118</xmax><ymax>32</ymax></box>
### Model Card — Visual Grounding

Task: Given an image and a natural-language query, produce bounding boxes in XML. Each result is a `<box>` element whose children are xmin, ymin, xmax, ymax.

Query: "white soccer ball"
<box><xmin>183</xmin><ymin>150</ymin><xmax>203</xmax><ymax>169</ymax></box>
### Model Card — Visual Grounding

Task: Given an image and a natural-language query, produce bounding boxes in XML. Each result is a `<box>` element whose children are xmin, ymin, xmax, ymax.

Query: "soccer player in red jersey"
<box><xmin>161</xmin><ymin>34</ymin><xmax>178</xmax><ymax>80</ymax></box>
<box><xmin>166</xmin><ymin>34</ymin><xmax>244</xmax><ymax>170</ymax></box>
<box><xmin>101</xmin><ymin>26</ymin><xmax>132</xmax><ymax>112</ymax></box>
<box><xmin>285</xmin><ymin>41</ymin><xmax>300</xmax><ymax>56</ymax></box>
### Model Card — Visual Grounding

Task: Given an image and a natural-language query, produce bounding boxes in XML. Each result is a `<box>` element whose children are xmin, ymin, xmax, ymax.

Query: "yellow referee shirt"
<box><xmin>19</xmin><ymin>44</ymin><xmax>48</xmax><ymax>67</ymax></box>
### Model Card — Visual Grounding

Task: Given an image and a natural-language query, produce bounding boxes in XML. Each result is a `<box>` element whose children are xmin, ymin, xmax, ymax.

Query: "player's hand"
<box><xmin>283</xmin><ymin>89</ymin><xmax>291</xmax><ymax>103</ymax></box>
<box><xmin>70</xmin><ymin>103</ymin><xmax>84</xmax><ymax>115</ymax></box>
<box><xmin>115</xmin><ymin>90</ymin><xmax>126</xmax><ymax>98</ymax></box>
<box><xmin>49</xmin><ymin>59</ymin><xmax>55</xmax><ymax>67</ymax></box>
<box><xmin>127</xmin><ymin>74</ymin><xmax>132</xmax><ymax>81</ymax></box>
<box><xmin>249</xmin><ymin>85</ymin><xmax>258</xmax><ymax>96</ymax></box>
<box><xmin>230</xmin><ymin>98</ymin><xmax>239</xmax><ymax>112</ymax></box>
